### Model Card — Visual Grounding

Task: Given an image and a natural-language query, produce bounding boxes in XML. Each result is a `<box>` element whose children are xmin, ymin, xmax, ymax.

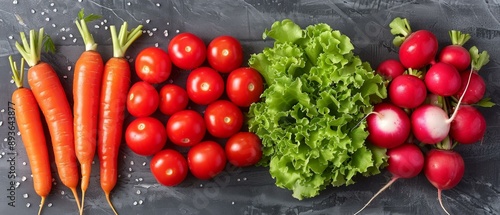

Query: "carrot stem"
<box><xmin>110</xmin><ymin>22</ymin><xmax>143</xmax><ymax>58</ymax></box>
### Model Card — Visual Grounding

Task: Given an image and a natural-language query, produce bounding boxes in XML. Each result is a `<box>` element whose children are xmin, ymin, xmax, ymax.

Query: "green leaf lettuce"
<box><xmin>247</xmin><ymin>19</ymin><xmax>388</xmax><ymax>200</ymax></box>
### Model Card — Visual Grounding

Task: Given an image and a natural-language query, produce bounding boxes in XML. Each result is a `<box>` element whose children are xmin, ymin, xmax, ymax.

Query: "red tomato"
<box><xmin>186</xmin><ymin>67</ymin><xmax>224</xmax><ymax>105</ymax></box>
<box><xmin>125</xmin><ymin>117</ymin><xmax>167</xmax><ymax>156</ymax></box>
<box><xmin>166</xmin><ymin>110</ymin><xmax>206</xmax><ymax>147</ymax></box>
<box><xmin>167</xmin><ymin>32</ymin><xmax>206</xmax><ymax>70</ymax></box>
<box><xmin>150</xmin><ymin>149</ymin><xmax>188</xmax><ymax>186</ymax></box>
<box><xmin>225</xmin><ymin>132</ymin><xmax>262</xmax><ymax>167</ymax></box>
<box><xmin>226</xmin><ymin>67</ymin><xmax>264</xmax><ymax>107</ymax></box>
<box><xmin>159</xmin><ymin>84</ymin><xmax>189</xmax><ymax>116</ymax></box>
<box><xmin>187</xmin><ymin>141</ymin><xmax>226</xmax><ymax>180</ymax></box>
<box><xmin>135</xmin><ymin>47</ymin><xmax>172</xmax><ymax>84</ymax></box>
<box><xmin>204</xmin><ymin>100</ymin><xmax>243</xmax><ymax>138</ymax></box>
<box><xmin>207</xmin><ymin>35</ymin><xmax>243</xmax><ymax>73</ymax></box>
<box><xmin>127</xmin><ymin>81</ymin><xmax>159</xmax><ymax>117</ymax></box>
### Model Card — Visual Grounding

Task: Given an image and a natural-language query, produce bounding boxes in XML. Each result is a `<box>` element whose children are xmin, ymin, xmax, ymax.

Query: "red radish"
<box><xmin>388</xmin><ymin>74</ymin><xmax>427</xmax><ymax>109</ymax></box>
<box><xmin>411</xmin><ymin>104</ymin><xmax>450</xmax><ymax>144</ymax></box>
<box><xmin>376</xmin><ymin>59</ymin><xmax>405</xmax><ymax>80</ymax></box>
<box><xmin>438</xmin><ymin>30</ymin><xmax>471</xmax><ymax>71</ymax></box>
<box><xmin>424</xmin><ymin>149</ymin><xmax>465</xmax><ymax>215</ymax></box>
<box><xmin>424</xmin><ymin>62</ymin><xmax>461</xmax><ymax>96</ymax></box>
<box><xmin>454</xmin><ymin>46</ymin><xmax>490</xmax><ymax>104</ymax></box>
<box><xmin>390</xmin><ymin>17</ymin><xmax>438</xmax><ymax>69</ymax></box>
<box><xmin>354</xmin><ymin>143</ymin><xmax>424</xmax><ymax>215</ymax></box>
<box><xmin>450</xmin><ymin>105</ymin><xmax>486</xmax><ymax>144</ymax></box>
<box><xmin>366</xmin><ymin>103</ymin><xmax>411</xmax><ymax>149</ymax></box>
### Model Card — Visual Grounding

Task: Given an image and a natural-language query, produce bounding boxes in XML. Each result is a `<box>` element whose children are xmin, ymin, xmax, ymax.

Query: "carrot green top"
<box><xmin>75</xmin><ymin>9</ymin><xmax>102</xmax><ymax>52</ymax></box>
<box><xmin>14</xmin><ymin>28</ymin><xmax>55</xmax><ymax>68</ymax></box>
<box><xmin>109</xmin><ymin>22</ymin><xmax>143</xmax><ymax>58</ymax></box>
<box><xmin>9</xmin><ymin>56</ymin><xmax>25</xmax><ymax>89</ymax></box>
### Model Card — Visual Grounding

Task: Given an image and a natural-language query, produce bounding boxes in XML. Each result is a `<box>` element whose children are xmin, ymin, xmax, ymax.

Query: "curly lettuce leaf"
<box><xmin>247</xmin><ymin>19</ymin><xmax>388</xmax><ymax>200</ymax></box>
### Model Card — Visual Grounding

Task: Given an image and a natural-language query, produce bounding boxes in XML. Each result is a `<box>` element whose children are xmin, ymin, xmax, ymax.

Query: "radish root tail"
<box><xmin>446</xmin><ymin>66</ymin><xmax>473</xmax><ymax>123</ymax></box>
<box><xmin>353</xmin><ymin>177</ymin><xmax>399</xmax><ymax>215</ymax></box>
<box><xmin>438</xmin><ymin>189</ymin><xmax>451</xmax><ymax>215</ymax></box>
<box><xmin>38</xmin><ymin>196</ymin><xmax>46</xmax><ymax>215</ymax></box>
<box><xmin>106</xmin><ymin>192</ymin><xmax>118</xmax><ymax>215</ymax></box>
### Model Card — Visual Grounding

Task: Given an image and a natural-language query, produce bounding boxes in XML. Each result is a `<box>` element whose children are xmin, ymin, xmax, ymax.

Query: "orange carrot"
<box><xmin>73</xmin><ymin>9</ymin><xmax>103</xmax><ymax>215</ymax></box>
<box><xmin>9</xmin><ymin>56</ymin><xmax>52</xmax><ymax>215</ymax></box>
<box><xmin>15</xmin><ymin>28</ymin><xmax>81</xmax><ymax>212</ymax></box>
<box><xmin>98</xmin><ymin>22</ymin><xmax>142</xmax><ymax>215</ymax></box>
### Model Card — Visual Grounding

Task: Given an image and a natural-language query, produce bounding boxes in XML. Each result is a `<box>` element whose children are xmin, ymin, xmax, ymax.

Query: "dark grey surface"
<box><xmin>0</xmin><ymin>0</ymin><xmax>499</xmax><ymax>214</ymax></box>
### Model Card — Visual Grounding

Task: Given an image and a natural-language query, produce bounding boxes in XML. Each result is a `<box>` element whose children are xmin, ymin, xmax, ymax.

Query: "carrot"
<box><xmin>98</xmin><ymin>22</ymin><xmax>143</xmax><ymax>215</ymax></box>
<box><xmin>15</xmin><ymin>28</ymin><xmax>81</xmax><ymax>212</ymax></box>
<box><xmin>9</xmin><ymin>56</ymin><xmax>52</xmax><ymax>215</ymax></box>
<box><xmin>73</xmin><ymin>9</ymin><xmax>103</xmax><ymax>215</ymax></box>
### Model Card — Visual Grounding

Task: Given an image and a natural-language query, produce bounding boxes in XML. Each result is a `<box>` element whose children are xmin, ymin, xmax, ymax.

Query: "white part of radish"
<box><xmin>423</xmin><ymin>106</ymin><xmax>450</xmax><ymax>140</ymax></box>
<box><xmin>374</xmin><ymin>110</ymin><xmax>401</xmax><ymax>133</ymax></box>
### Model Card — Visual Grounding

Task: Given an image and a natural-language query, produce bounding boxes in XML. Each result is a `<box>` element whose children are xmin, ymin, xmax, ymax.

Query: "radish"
<box><xmin>454</xmin><ymin>46</ymin><xmax>490</xmax><ymax>104</ymax></box>
<box><xmin>438</xmin><ymin>30</ymin><xmax>471</xmax><ymax>71</ymax></box>
<box><xmin>366</xmin><ymin>103</ymin><xmax>411</xmax><ymax>149</ymax></box>
<box><xmin>424</xmin><ymin>149</ymin><xmax>465</xmax><ymax>215</ymax></box>
<box><xmin>450</xmin><ymin>105</ymin><xmax>486</xmax><ymax>144</ymax></box>
<box><xmin>376</xmin><ymin>59</ymin><xmax>405</xmax><ymax>80</ymax></box>
<box><xmin>411</xmin><ymin>104</ymin><xmax>451</xmax><ymax>144</ymax></box>
<box><xmin>354</xmin><ymin>143</ymin><xmax>424</xmax><ymax>215</ymax></box>
<box><xmin>388</xmin><ymin>74</ymin><xmax>427</xmax><ymax>109</ymax></box>
<box><xmin>390</xmin><ymin>17</ymin><xmax>438</xmax><ymax>69</ymax></box>
<box><xmin>424</xmin><ymin>62</ymin><xmax>461</xmax><ymax>96</ymax></box>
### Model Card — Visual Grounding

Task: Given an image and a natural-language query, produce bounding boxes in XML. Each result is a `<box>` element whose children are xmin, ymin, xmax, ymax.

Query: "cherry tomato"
<box><xmin>225</xmin><ymin>132</ymin><xmax>262</xmax><ymax>167</ymax></box>
<box><xmin>166</xmin><ymin>110</ymin><xmax>206</xmax><ymax>147</ymax></box>
<box><xmin>226</xmin><ymin>67</ymin><xmax>264</xmax><ymax>107</ymax></box>
<box><xmin>187</xmin><ymin>141</ymin><xmax>226</xmax><ymax>180</ymax></box>
<box><xmin>159</xmin><ymin>84</ymin><xmax>189</xmax><ymax>116</ymax></box>
<box><xmin>135</xmin><ymin>47</ymin><xmax>172</xmax><ymax>84</ymax></box>
<box><xmin>167</xmin><ymin>32</ymin><xmax>206</xmax><ymax>70</ymax></box>
<box><xmin>127</xmin><ymin>81</ymin><xmax>159</xmax><ymax>117</ymax></box>
<box><xmin>186</xmin><ymin>67</ymin><xmax>224</xmax><ymax>105</ymax></box>
<box><xmin>204</xmin><ymin>100</ymin><xmax>243</xmax><ymax>138</ymax></box>
<box><xmin>125</xmin><ymin>117</ymin><xmax>167</xmax><ymax>156</ymax></box>
<box><xmin>150</xmin><ymin>149</ymin><xmax>188</xmax><ymax>186</ymax></box>
<box><xmin>207</xmin><ymin>35</ymin><xmax>243</xmax><ymax>73</ymax></box>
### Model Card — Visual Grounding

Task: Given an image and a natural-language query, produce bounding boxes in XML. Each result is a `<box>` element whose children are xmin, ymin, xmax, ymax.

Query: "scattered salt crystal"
<box><xmin>50</xmin><ymin>2</ymin><xmax>55</xmax><ymax>7</ymax></box>
<box><xmin>163</xmin><ymin>30</ymin><xmax>169</xmax><ymax>37</ymax></box>
<box><xmin>130</xmin><ymin>161</ymin><xmax>134</xmax><ymax>165</ymax></box>
<box><xmin>61</xmin><ymin>191</ymin><xmax>65</xmax><ymax>195</ymax></box>
<box><xmin>154</xmin><ymin>43</ymin><xmax>159</xmax><ymax>47</ymax></box>
<box><xmin>0</xmin><ymin>121</ymin><xmax>3</xmax><ymax>127</ymax></box>
<box><xmin>53</xmin><ymin>8</ymin><xmax>57</xmax><ymax>12</ymax></box>
<box><xmin>69</xmin><ymin>34</ymin><xmax>73</xmax><ymax>38</ymax></box>
<box><xmin>72</xmin><ymin>38</ymin><xmax>77</xmax><ymax>43</ymax></box>
<box><xmin>156</xmin><ymin>3</ymin><xmax>161</xmax><ymax>7</ymax></box>
<box><xmin>26</xmin><ymin>203</ymin><xmax>30</xmax><ymax>207</ymax></box>
<box><xmin>139</xmin><ymin>200</ymin><xmax>143</xmax><ymax>205</ymax></box>
<box><xmin>31</xmin><ymin>9</ymin><xmax>36</xmax><ymax>14</ymax></box>
<box><xmin>8</xmin><ymin>35</ymin><xmax>13</xmax><ymax>39</ymax></box>
<box><xmin>142</xmin><ymin>162</ymin><xmax>147</xmax><ymax>166</ymax></box>
<box><xmin>21</xmin><ymin>176</ymin><xmax>27</xmax><ymax>181</ymax></box>
<box><xmin>136</xmin><ymin>190</ymin><xmax>141</xmax><ymax>195</ymax></box>
<box><xmin>133</xmin><ymin>201</ymin><xmax>138</xmax><ymax>206</ymax></box>
<box><xmin>127</xmin><ymin>2</ymin><xmax>131</xmax><ymax>6</ymax></box>
<box><xmin>61</xmin><ymin>36</ymin><xmax>66</xmax><ymax>40</ymax></box>
<box><xmin>94</xmin><ymin>25</ymin><xmax>100</xmax><ymax>29</ymax></box>
<box><xmin>152</xmin><ymin>28</ymin><xmax>157</xmax><ymax>32</ymax></box>
<box><xmin>22</xmin><ymin>161</ymin><xmax>27</xmax><ymax>165</ymax></box>
<box><xmin>23</xmin><ymin>193</ymin><xmax>29</xmax><ymax>198</ymax></box>
<box><xmin>45</xmin><ymin>17</ymin><xmax>50</xmax><ymax>22</ymax></box>
<box><xmin>47</xmin><ymin>203</ymin><xmax>53</xmax><ymax>207</ymax></box>
<box><xmin>63</xmin><ymin>75</ymin><xmax>68</xmax><ymax>79</ymax></box>
<box><xmin>146</xmin><ymin>19</ymin><xmax>151</xmax><ymax>24</ymax></box>
<box><xmin>52</xmin><ymin>24</ymin><xmax>56</xmax><ymax>28</ymax></box>
<box><xmin>12</xmin><ymin>0</ymin><xmax>18</xmax><ymax>5</ymax></box>
<box><xmin>67</xmin><ymin>66</ymin><xmax>72</xmax><ymax>71</ymax></box>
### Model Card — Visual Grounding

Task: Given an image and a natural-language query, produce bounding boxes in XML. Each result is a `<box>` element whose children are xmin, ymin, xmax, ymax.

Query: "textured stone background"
<box><xmin>0</xmin><ymin>0</ymin><xmax>499</xmax><ymax>214</ymax></box>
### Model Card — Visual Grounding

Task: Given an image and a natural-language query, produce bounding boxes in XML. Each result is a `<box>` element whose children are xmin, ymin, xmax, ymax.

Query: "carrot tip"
<box><xmin>38</xmin><ymin>196</ymin><xmax>46</xmax><ymax>215</ymax></box>
<box><xmin>71</xmin><ymin>187</ymin><xmax>82</xmax><ymax>212</ymax></box>
<box><xmin>80</xmin><ymin>191</ymin><xmax>86</xmax><ymax>215</ymax></box>
<box><xmin>105</xmin><ymin>192</ymin><xmax>118</xmax><ymax>215</ymax></box>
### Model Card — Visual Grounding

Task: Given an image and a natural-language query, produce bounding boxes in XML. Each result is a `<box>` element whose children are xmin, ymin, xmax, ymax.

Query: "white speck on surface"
<box><xmin>0</xmin><ymin>109</ymin><xmax>4</xmax><ymax>113</ymax></box>
<box><xmin>0</xmin><ymin>155</ymin><xmax>3</xmax><ymax>159</ymax></box>
<box><xmin>47</xmin><ymin>203</ymin><xmax>53</xmax><ymax>207</ymax></box>
<box><xmin>130</xmin><ymin>161</ymin><xmax>134</xmax><ymax>165</ymax></box>
<box><xmin>127</xmin><ymin>2</ymin><xmax>131</xmax><ymax>6</ymax></box>
<box><xmin>142</xmin><ymin>162</ymin><xmax>147</xmax><ymax>166</ymax></box>
<box><xmin>133</xmin><ymin>201</ymin><xmax>138</xmax><ymax>206</ymax></box>
<box><xmin>154</xmin><ymin>43</ymin><xmax>159</xmax><ymax>47</ymax></box>
<box><xmin>118</xmin><ymin>174</ymin><xmax>121</xmax><ymax>178</ymax></box>
<box><xmin>100</xmin><ymin>21</ymin><xmax>104</xmax><ymax>25</ymax></box>
<box><xmin>1</xmin><ymin>152</ymin><xmax>5</xmax><ymax>155</ymax></box>
<box><xmin>67</xmin><ymin>66</ymin><xmax>72</xmax><ymax>71</ymax></box>
<box><xmin>104</xmin><ymin>19</ymin><xmax>107</xmax><ymax>23</ymax></box>
<box><xmin>136</xmin><ymin>190</ymin><xmax>141</xmax><ymax>195</ymax></box>
<box><xmin>53</xmin><ymin>8</ymin><xmax>57</xmax><ymax>12</ymax></box>
<box><xmin>237</xmin><ymin>178</ymin><xmax>241</xmax><ymax>182</ymax></box>
<box><xmin>152</xmin><ymin>28</ymin><xmax>157</xmax><ymax>32</ymax></box>
<box><xmin>156</xmin><ymin>3</ymin><xmax>161</xmax><ymax>7</ymax></box>
<box><xmin>10</xmin><ymin>79</ymin><xmax>15</xmax><ymax>84</ymax></box>
<box><xmin>124</xmin><ymin>155</ymin><xmax>127</xmax><ymax>159</ymax></box>
<box><xmin>231</xmin><ymin>201</ymin><xmax>235</xmax><ymax>205</ymax></box>
<box><xmin>61</xmin><ymin>191</ymin><xmax>65</xmax><ymax>195</ymax></box>
<box><xmin>243</xmin><ymin>177</ymin><xmax>247</xmax><ymax>181</ymax></box>
<box><xmin>17</xmin><ymin>131</ymin><xmax>20</xmax><ymax>136</ymax></box>
<box><xmin>12</xmin><ymin>0</ymin><xmax>18</xmax><ymax>4</ymax></box>
<box><xmin>21</xmin><ymin>176</ymin><xmax>27</xmax><ymax>181</ymax></box>
<box><xmin>129</xmin><ymin>167</ymin><xmax>133</xmax><ymax>172</ymax></box>
<box><xmin>50</xmin><ymin>2</ymin><xmax>55</xmax><ymax>6</ymax></box>
<box><xmin>72</xmin><ymin>38</ymin><xmax>77</xmax><ymax>43</ymax></box>
<box><xmin>41</xmin><ymin>12</ymin><xmax>45</xmax><ymax>15</ymax></box>
<box><xmin>163</xmin><ymin>30</ymin><xmax>169</xmax><ymax>37</ymax></box>
<box><xmin>23</xmin><ymin>193</ymin><xmax>29</xmax><ymax>198</ymax></box>
<box><xmin>94</xmin><ymin>25</ymin><xmax>100</xmax><ymax>29</ymax></box>
<box><xmin>15</xmin><ymin>182</ymin><xmax>20</xmax><ymax>188</ymax></box>
<box><xmin>199</xmin><ymin>184</ymin><xmax>203</xmax><ymax>188</ymax></box>
<box><xmin>148</xmin><ymin>32</ymin><xmax>153</xmax><ymax>36</ymax></box>
<box><xmin>3</xmin><ymin>138</ymin><xmax>7</xmax><ymax>142</ymax></box>
<box><xmin>127</xmin><ymin>174</ymin><xmax>131</xmax><ymax>178</ymax></box>
<box><xmin>61</xmin><ymin>36</ymin><xmax>66</xmax><ymax>40</ymax></box>
<box><xmin>166</xmin><ymin>22</ymin><xmax>170</xmax><ymax>25</ymax></box>
<box><xmin>63</xmin><ymin>75</ymin><xmax>68</xmax><ymax>79</ymax></box>
<box><xmin>26</xmin><ymin>203</ymin><xmax>30</xmax><ymax>207</ymax></box>
<box><xmin>31</xmin><ymin>9</ymin><xmax>36</xmax><ymax>14</ymax></box>
<box><xmin>138</xmin><ymin>177</ymin><xmax>143</xmax><ymax>182</ymax></box>
<box><xmin>8</xmin><ymin>35</ymin><xmax>13</xmax><ymax>40</ymax></box>
<box><xmin>175</xmin><ymin>30</ymin><xmax>180</xmax><ymax>33</ymax></box>
<box><xmin>104</xmin><ymin>26</ymin><xmax>108</xmax><ymax>30</ymax></box>
<box><xmin>52</xmin><ymin>24</ymin><xmax>56</xmax><ymax>28</ymax></box>
<box><xmin>0</xmin><ymin>121</ymin><xmax>3</xmax><ymax>127</ymax></box>
<box><xmin>45</xmin><ymin>17</ymin><xmax>50</xmax><ymax>22</ymax></box>
<box><xmin>69</xmin><ymin>34</ymin><xmax>73</xmax><ymax>38</ymax></box>
<box><xmin>22</xmin><ymin>161</ymin><xmax>27</xmax><ymax>165</ymax></box>
<box><xmin>139</xmin><ymin>200</ymin><xmax>143</xmax><ymax>205</ymax></box>
<box><xmin>146</xmin><ymin>19</ymin><xmax>151</xmax><ymax>24</ymax></box>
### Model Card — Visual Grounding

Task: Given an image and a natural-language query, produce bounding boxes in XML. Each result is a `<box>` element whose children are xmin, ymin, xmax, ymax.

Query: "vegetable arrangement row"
<box><xmin>6</xmin><ymin>8</ymin><xmax>493</xmax><ymax>215</ymax></box>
